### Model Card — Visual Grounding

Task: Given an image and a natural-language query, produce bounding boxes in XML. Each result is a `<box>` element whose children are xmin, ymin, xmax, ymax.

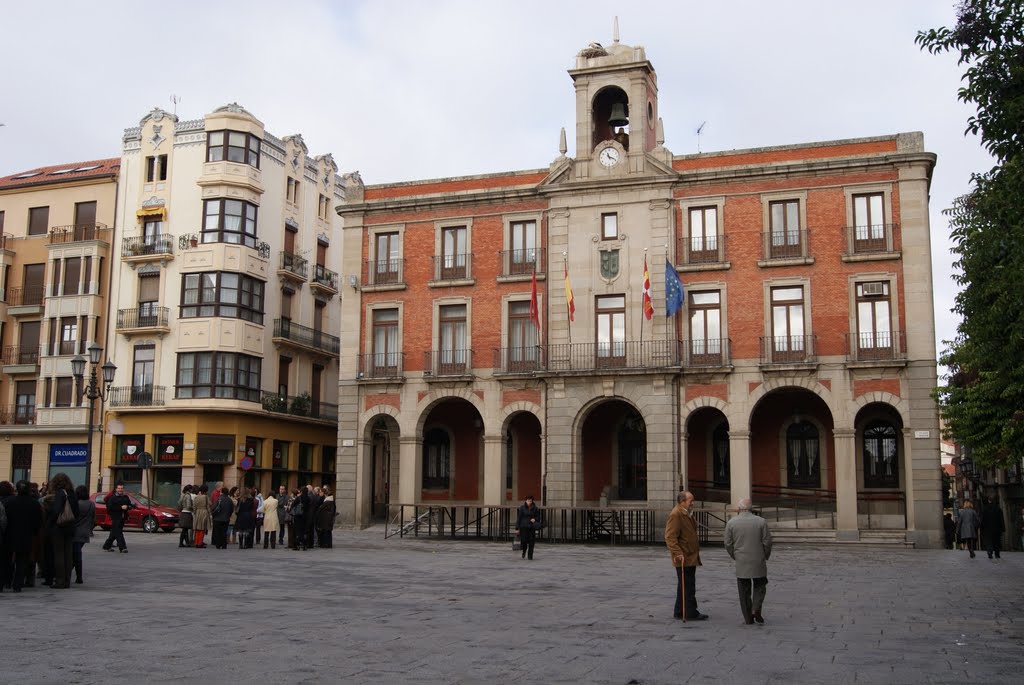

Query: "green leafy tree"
<box><xmin>918</xmin><ymin>1</ymin><xmax>1024</xmax><ymax>468</ymax></box>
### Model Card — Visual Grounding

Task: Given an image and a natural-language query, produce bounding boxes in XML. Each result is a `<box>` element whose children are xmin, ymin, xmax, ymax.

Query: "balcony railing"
<box><xmin>763</xmin><ymin>229</ymin><xmax>809</xmax><ymax>260</ymax></box>
<box><xmin>499</xmin><ymin>248</ymin><xmax>545</xmax><ymax>277</ymax></box>
<box><xmin>48</xmin><ymin>223</ymin><xmax>110</xmax><ymax>245</ymax></box>
<box><xmin>846</xmin><ymin>331</ymin><xmax>906</xmax><ymax>362</ymax></box>
<box><xmin>544</xmin><ymin>340</ymin><xmax>681</xmax><ymax>372</ymax></box>
<box><xmin>2</xmin><ymin>345</ymin><xmax>40</xmax><ymax>366</ymax></box>
<box><xmin>681</xmin><ymin>338</ymin><xmax>732</xmax><ymax>367</ymax></box>
<box><xmin>357</xmin><ymin>352</ymin><xmax>406</xmax><ymax>380</ymax></box>
<box><xmin>0</xmin><ymin>404</ymin><xmax>36</xmax><ymax>425</ymax></box>
<box><xmin>6</xmin><ymin>286</ymin><xmax>45</xmax><ymax>307</ymax></box>
<box><xmin>760</xmin><ymin>335</ymin><xmax>818</xmax><ymax>364</ymax></box>
<box><xmin>108</xmin><ymin>385</ymin><xmax>166</xmax><ymax>407</ymax></box>
<box><xmin>117</xmin><ymin>307</ymin><xmax>171</xmax><ymax>330</ymax></box>
<box><xmin>431</xmin><ymin>253</ymin><xmax>472</xmax><ymax>281</ymax></box>
<box><xmin>844</xmin><ymin>224</ymin><xmax>898</xmax><ymax>255</ymax></box>
<box><xmin>682</xmin><ymin>235</ymin><xmax>727</xmax><ymax>265</ymax></box>
<box><xmin>493</xmin><ymin>346</ymin><xmax>546</xmax><ymax>374</ymax></box>
<box><xmin>365</xmin><ymin>258</ymin><xmax>405</xmax><ymax>287</ymax></box>
<box><xmin>312</xmin><ymin>265</ymin><xmax>338</xmax><ymax>291</ymax></box>
<box><xmin>279</xmin><ymin>251</ymin><xmax>308</xmax><ymax>279</ymax></box>
<box><xmin>57</xmin><ymin>340</ymin><xmax>82</xmax><ymax>356</ymax></box>
<box><xmin>424</xmin><ymin>349</ymin><xmax>474</xmax><ymax>377</ymax></box>
<box><xmin>273</xmin><ymin>319</ymin><xmax>340</xmax><ymax>355</ymax></box>
<box><xmin>122</xmin><ymin>234</ymin><xmax>174</xmax><ymax>258</ymax></box>
<box><xmin>261</xmin><ymin>391</ymin><xmax>337</xmax><ymax>422</ymax></box>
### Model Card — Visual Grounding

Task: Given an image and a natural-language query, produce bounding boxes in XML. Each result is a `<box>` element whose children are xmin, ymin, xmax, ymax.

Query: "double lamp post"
<box><xmin>72</xmin><ymin>343</ymin><xmax>116</xmax><ymax>493</ymax></box>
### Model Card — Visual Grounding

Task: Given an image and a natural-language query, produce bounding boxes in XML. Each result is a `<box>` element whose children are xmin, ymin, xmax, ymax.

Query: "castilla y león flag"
<box><xmin>642</xmin><ymin>255</ymin><xmax>654</xmax><ymax>321</ymax></box>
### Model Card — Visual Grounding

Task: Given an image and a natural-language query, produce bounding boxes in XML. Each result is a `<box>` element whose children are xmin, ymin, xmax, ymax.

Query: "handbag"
<box><xmin>56</xmin><ymin>491</ymin><xmax>76</xmax><ymax>527</ymax></box>
<box><xmin>512</xmin><ymin>531</ymin><xmax>522</xmax><ymax>552</ymax></box>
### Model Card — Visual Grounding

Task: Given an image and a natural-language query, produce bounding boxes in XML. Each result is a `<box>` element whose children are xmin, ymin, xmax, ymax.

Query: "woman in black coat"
<box><xmin>289</xmin><ymin>488</ymin><xmax>310</xmax><ymax>551</ymax></box>
<box><xmin>72</xmin><ymin>485</ymin><xmax>95</xmax><ymax>584</ymax></box>
<box><xmin>515</xmin><ymin>495</ymin><xmax>543</xmax><ymax>561</ymax></box>
<box><xmin>46</xmin><ymin>473</ymin><xmax>80</xmax><ymax>589</ymax></box>
<box><xmin>980</xmin><ymin>497</ymin><xmax>1005</xmax><ymax>559</ymax></box>
<box><xmin>3</xmin><ymin>481</ymin><xmax>42</xmax><ymax>592</ymax></box>
<box><xmin>210</xmin><ymin>487</ymin><xmax>234</xmax><ymax>549</ymax></box>
<box><xmin>234</xmin><ymin>488</ymin><xmax>257</xmax><ymax>549</ymax></box>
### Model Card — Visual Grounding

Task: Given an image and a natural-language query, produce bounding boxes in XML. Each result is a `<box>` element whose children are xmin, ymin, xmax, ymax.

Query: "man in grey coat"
<box><xmin>724</xmin><ymin>498</ymin><xmax>773</xmax><ymax>625</ymax></box>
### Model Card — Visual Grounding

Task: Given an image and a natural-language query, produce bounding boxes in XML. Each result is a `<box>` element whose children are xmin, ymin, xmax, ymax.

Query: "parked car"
<box><xmin>92</xmin><ymin>491</ymin><xmax>179</xmax><ymax>533</ymax></box>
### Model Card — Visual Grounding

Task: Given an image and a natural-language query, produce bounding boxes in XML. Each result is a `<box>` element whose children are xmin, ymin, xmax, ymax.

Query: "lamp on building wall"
<box><xmin>347</xmin><ymin>274</ymin><xmax>359</xmax><ymax>289</ymax></box>
<box><xmin>72</xmin><ymin>343</ymin><xmax>117</xmax><ymax>492</ymax></box>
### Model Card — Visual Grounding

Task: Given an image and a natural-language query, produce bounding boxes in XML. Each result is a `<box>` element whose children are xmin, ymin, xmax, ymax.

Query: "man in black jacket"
<box><xmin>101</xmin><ymin>482</ymin><xmax>134</xmax><ymax>553</ymax></box>
<box><xmin>3</xmin><ymin>481</ymin><xmax>43</xmax><ymax>591</ymax></box>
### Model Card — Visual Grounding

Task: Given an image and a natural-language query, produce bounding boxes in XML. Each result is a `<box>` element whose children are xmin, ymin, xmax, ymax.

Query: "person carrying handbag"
<box><xmin>515</xmin><ymin>495</ymin><xmax>543</xmax><ymax>561</ymax></box>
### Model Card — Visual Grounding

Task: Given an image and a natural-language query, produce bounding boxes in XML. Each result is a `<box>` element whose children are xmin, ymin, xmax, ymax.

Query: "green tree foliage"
<box><xmin>918</xmin><ymin>0</ymin><xmax>1024</xmax><ymax>468</ymax></box>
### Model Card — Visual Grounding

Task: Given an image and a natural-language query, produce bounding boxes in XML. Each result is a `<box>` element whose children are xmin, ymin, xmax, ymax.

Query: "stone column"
<box><xmin>728</xmin><ymin>430</ymin><xmax>751</xmax><ymax>505</ymax></box>
<box><xmin>397</xmin><ymin>436</ymin><xmax>421</xmax><ymax>507</ymax></box>
<box><xmin>482</xmin><ymin>434</ymin><xmax>506</xmax><ymax>506</ymax></box>
<box><xmin>834</xmin><ymin>427</ymin><xmax>859</xmax><ymax>540</ymax></box>
<box><xmin>902</xmin><ymin>427</ymin><xmax>916</xmax><ymax>531</ymax></box>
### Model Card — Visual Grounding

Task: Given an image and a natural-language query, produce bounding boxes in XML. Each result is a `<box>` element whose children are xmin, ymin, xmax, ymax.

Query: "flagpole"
<box><xmin>639</xmin><ymin>247</ymin><xmax>647</xmax><ymax>349</ymax></box>
<box><xmin>563</xmin><ymin>252</ymin><xmax>572</xmax><ymax>347</ymax></box>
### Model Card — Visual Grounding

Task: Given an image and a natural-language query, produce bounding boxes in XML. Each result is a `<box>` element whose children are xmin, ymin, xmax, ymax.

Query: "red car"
<box><xmin>92</xmin><ymin>491</ymin><xmax>179</xmax><ymax>533</ymax></box>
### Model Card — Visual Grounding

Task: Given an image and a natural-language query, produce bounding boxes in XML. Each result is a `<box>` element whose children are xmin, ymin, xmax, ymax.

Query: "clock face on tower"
<box><xmin>599</xmin><ymin>146</ymin><xmax>620</xmax><ymax>168</ymax></box>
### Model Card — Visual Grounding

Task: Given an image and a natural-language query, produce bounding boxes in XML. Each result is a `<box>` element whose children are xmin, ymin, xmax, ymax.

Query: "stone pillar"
<box><xmin>482</xmin><ymin>434</ymin><xmax>506</xmax><ymax>506</ymax></box>
<box><xmin>397</xmin><ymin>436</ymin><xmax>421</xmax><ymax>507</ymax></box>
<box><xmin>834</xmin><ymin>427</ymin><xmax>859</xmax><ymax>540</ymax></box>
<box><xmin>728</xmin><ymin>430</ymin><xmax>751</xmax><ymax>505</ymax></box>
<box><xmin>902</xmin><ymin>427</ymin><xmax>916</xmax><ymax>531</ymax></box>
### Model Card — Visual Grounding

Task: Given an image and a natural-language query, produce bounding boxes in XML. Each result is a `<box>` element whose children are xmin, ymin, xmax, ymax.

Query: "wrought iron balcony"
<box><xmin>759</xmin><ymin>335</ymin><xmax>818</xmax><ymax>365</ymax></box>
<box><xmin>117</xmin><ymin>307</ymin><xmax>171</xmax><ymax>332</ymax></box>
<box><xmin>0</xmin><ymin>404</ymin><xmax>36</xmax><ymax>425</ymax></box>
<box><xmin>499</xmin><ymin>248</ymin><xmax>545</xmax><ymax>277</ymax></box>
<box><xmin>272</xmin><ymin>319</ymin><xmax>339</xmax><ymax>356</ymax></box>
<box><xmin>846</xmin><ymin>331</ymin><xmax>906</xmax><ymax>363</ymax></box>
<box><xmin>492</xmin><ymin>346</ymin><xmax>545</xmax><ymax>374</ymax></box>
<box><xmin>543</xmin><ymin>340</ymin><xmax>681</xmax><ymax>372</ymax></box>
<box><xmin>357</xmin><ymin>352</ymin><xmax>406</xmax><ymax>380</ymax></box>
<box><xmin>681</xmin><ymin>338</ymin><xmax>732</xmax><ymax>367</ymax></box>
<box><xmin>844</xmin><ymin>224</ymin><xmax>898</xmax><ymax>256</ymax></box>
<box><xmin>122</xmin><ymin>234</ymin><xmax>174</xmax><ymax>258</ymax></box>
<box><xmin>311</xmin><ymin>265</ymin><xmax>338</xmax><ymax>292</ymax></box>
<box><xmin>6</xmin><ymin>286</ymin><xmax>45</xmax><ymax>307</ymax></box>
<box><xmin>261</xmin><ymin>391</ymin><xmax>337</xmax><ymax>422</ymax></box>
<box><xmin>2</xmin><ymin>345</ymin><xmax>40</xmax><ymax>366</ymax></box>
<box><xmin>364</xmin><ymin>258</ymin><xmax>405</xmax><ymax>287</ymax></box>
<box><xmin>762</xmin><ymin>229</ymin><xmax>810</xmax><ymax>260</ymax></box>
<box><xmin>279</xmin><ymin>251</ymin><xmax>308</xmax><ymax>280</ymax></box>
<box><xmin>423</xmin><ymin>349</ymin><xmax>474</xmax><ymax>377</ymax></box>
<box><xmin>431</xmin><ymin>253</ymin><xmax>472</xmax><ymax>281</ymax></box>
<box><xmin>108</xmin><ymin>385</ymin><xmax>166</xmax><ymax>407</ymax></box>
<box><xmin>48</xmin><ymin>223</ymin><xmax>110</xmax><ymax>245</ymax></box>
<box><xmin>682</xmin><ymin>235</ymin><xmax>727</xmax><ymax>265</ymax></box>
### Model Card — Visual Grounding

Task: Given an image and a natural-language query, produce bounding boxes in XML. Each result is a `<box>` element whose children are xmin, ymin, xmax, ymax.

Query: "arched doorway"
<box><xmin>505</xmin><ymin>411</ymin><xmax>542</xmax><ymax>502</ymax></box>
<box><xmin>420</xmin><ymin>397</ymin><xmax>484</xmax><ymax>502</ymax></box>
<box><xmin>748</xmin><ymin>388</ymin><xmax>835</xmax><ymax>494</ymax></box>
<box><xmin>580</xmin><ymin>400</ymin><xmax>647</xmax><ymax>502</ymax></box>
<box><xmin>855</xmin><ymin>403</ymin><xmax>905</xmax><ymax>529</ymax></box>
<box><xmin>686</xmin><ymin>407</ymin><xmax>730</xmax><ymax>502</ymax></box>
<box><xmin>368</xmin><ymin>416</ymin><xmax>398</xmax><ymax>521</ymax></box>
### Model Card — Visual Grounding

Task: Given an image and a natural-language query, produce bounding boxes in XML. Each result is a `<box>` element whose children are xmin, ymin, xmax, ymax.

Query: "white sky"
<box><xmin>0</xmin><ymin>1</ymin><xmax>989</xmax><ymax>365</ymax></box>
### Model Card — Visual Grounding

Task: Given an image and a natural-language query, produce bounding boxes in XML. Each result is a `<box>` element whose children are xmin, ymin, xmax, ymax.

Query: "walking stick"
<box><xmin>679</xmin><ymin>558</ymin><xmax>686</xmax><ymax>624</ymax></box>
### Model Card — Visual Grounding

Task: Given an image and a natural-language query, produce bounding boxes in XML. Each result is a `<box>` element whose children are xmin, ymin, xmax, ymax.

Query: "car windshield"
<box><xmin>128</xmin><ymin>492</ymin><xmax>158</xmax><ymax>506</ymax></box>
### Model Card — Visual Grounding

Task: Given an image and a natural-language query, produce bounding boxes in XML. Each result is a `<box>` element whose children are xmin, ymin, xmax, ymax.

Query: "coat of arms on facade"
<box><xmin>600</xmin><ymin>249</ymin><xmax>620</xmax><ymax>279</ymax></box>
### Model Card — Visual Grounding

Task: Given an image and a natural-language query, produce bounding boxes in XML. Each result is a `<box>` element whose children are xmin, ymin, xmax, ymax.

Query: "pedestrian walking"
<box><xmin>261</xmin><ymin>491</ymin><xmax>279</xmax><ymax>549</ymax></box>
<box><xmin>515</xmin><ymin>495</ymin><xmax>543</xmax><ymax>560</ymax></box>
<box><xmin>664</xmin><ymin>490</ymin><xmax>706</xmax><ymax>620</ymax></box>
<box><xmin>956</xmin><ymin>500</ymin><xmax>981</xmax><ymax>558</ymax></box>
<box><xmin>46</xmin><ymin>473</ymin><xmax>79</xmax><ymax>589</ymax></box>
<box><xmin>177</xmin><ymin>485</ymin><xmax>194</xmax><ymax>548</ymax></box>
<box><xmin>192</xmin><ymin>485</ymin><xmax>211</xmax><ymax>548</ymax></box>
<box><xmin>71</xmin><ymin>485</ymin><xmax>95</xmax><ymax>585</ymax></box>
<box><xmin>943</xmin><ymin>512</ymin><xmax>956</xmax><ymax>550</ymax></box>
<box><xmin>101</xmin><ymin>482</ymin><xmax>134</xmax><ymax>553</ymax></box>
<box><xmin>980</xmin><ymin>496</ymin><xmax>1005</xmax><ymax>559</ymax></box>
<box><xmin>2</xmin><ymin>481</ymin><xmax>42</xmax><ymax>592</ymax></box>
<box><xmin>724</xmin><ymin>498</ymin><xmax>772</xmax><ymax>625</ymax></box>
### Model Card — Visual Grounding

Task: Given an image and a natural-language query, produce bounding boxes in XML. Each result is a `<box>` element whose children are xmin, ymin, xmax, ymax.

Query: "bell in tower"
<box><xmin>592</xmin><ymin>87</ymin><xmax>630</xmax><ymax>151</ymax></box>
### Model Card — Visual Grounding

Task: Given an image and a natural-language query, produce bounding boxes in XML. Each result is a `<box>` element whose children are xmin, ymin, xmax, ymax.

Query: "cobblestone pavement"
<box><xmin>4</xmin><ymin>529</ymin><xmax>1022</xmax><ymax>684</ymax></box>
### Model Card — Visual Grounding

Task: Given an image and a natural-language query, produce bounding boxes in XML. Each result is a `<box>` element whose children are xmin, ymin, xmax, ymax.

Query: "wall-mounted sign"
<box><xmin>49</xmin><ymin>444</ymin><xmax>87</xmax><ymax>465</ymax></box>
<box><xmin>116</xmin><ymin>435</ymin><xmax>145</xmax><ymax>464</ymax></box>
<box><xmin>157</xmin><ymin>434</ymin><xmax>184</xmax><ymax>464</ymax></box>
<box><xmin>913</xmin><ymin>430</ymin><xmax>930</xmax><ymax>439</ymax></box>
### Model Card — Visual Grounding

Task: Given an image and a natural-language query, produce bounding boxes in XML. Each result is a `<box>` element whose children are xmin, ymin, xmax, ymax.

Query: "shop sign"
<box><xmin>49</xmin><ymin>444</ymin><xmax>87</xmax><ymax>465</ymax></box>
<box><xmin>117</xmin><ymin>435</ymin><xmax>145</xmax><ymax>464</ymax></box>
<box><xmin>157</xmin><ymin>435</ymin><xmax>184</xmax><ymax>464</ymax></box>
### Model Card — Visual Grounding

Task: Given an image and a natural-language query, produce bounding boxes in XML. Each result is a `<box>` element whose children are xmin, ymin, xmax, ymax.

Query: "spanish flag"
<box><xmin>642</xmin><ymin>255</ymin><xmax>654</xmax><ymax>321</ymax></box>
<box><xmin>564</xmin><ymin>262</ymin><xmax>575</xmax><ymax>322</ymax></box>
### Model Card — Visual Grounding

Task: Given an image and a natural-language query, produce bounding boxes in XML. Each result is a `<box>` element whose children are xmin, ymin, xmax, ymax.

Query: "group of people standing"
<box><xmin>174</xmin><ymin>483</ymin><xmax>336</xmax><ymax>551</ymax></box>
<box><xmin>0</xmin><ymin>474</ymin><xmax>96</xmax><ymax>592</ymax></box>
<box><xmin>947</xmin><ymin>496</ymin><xmax>1006</xmax><ymax>558</ymax></box>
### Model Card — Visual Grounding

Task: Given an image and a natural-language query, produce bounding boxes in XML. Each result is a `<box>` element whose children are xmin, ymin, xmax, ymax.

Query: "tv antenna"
<box><xmin>170</xmin><ymin>94</ymin><xmax>181</xmax><ymax>116</ymax></box>
<box><xmin>696</xmin><ymin>121</ymin><xmax>707</xmax><ymax>153</ymax></box>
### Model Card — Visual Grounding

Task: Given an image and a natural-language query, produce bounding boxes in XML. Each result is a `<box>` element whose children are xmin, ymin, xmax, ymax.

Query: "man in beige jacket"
<box><xmin>724</xmin><ymin>498</ymin><xmax>772</xmax><ymax>625</ymax></box>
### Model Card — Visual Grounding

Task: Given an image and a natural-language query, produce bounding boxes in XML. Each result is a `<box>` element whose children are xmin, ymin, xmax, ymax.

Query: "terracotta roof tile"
<box><xmin>0</xmin><ymin>157</ymin><xmax>120</xmax><ymax>191</ymax></box>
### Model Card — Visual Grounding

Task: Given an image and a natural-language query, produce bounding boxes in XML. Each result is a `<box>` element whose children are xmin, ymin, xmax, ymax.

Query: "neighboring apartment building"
<box><xmin>103</xmin><ymin>105</ymin><xmax>344</xmax><ymax>504</ymax></box>
<box><xmin>336</xmin><ymin>34</ymin><xmax>943</xmax><ymax>546</ymax></box>
<box><xmin>0</xmin><ymin>159</ymin><xmax>120</xmax><ymax>489</ymax></box>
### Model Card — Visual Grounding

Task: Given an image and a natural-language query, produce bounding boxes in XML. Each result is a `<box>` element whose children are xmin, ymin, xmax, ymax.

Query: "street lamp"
<box><xmin>72</xmin><ymin>343</ymin><xmax>116</xmax><ymax>492</ymax></box>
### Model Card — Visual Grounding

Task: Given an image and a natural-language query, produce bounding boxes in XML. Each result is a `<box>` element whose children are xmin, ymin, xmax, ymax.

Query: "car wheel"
<box><xmin>143</xmin><ymin>516</ymin><xmax>159</xmax><ymax>533</ymax></box>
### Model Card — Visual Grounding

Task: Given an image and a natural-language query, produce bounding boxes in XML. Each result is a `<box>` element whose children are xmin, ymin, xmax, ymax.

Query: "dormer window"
<box><xmin>206</xmin><ymin>130</ymin><xmax>261</xmax><ymax>168</ymax></box>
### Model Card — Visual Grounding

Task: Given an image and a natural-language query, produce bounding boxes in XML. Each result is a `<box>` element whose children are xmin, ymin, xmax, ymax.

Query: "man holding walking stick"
<box><xmin>664</xmin><ymin>490</ymin><xmax>707</xmax><ymax>621</ymax></box>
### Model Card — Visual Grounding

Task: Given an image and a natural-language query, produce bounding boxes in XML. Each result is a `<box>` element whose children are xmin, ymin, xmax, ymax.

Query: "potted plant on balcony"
<box><xmin>289</xmin><ymin>392</ymin><xmax>312</xmax><ymax>417</ymax></box>
<box><xmin>262</xmin><ymin>393</ymin><xmax>287</xmax><ymax>413</ymax></box>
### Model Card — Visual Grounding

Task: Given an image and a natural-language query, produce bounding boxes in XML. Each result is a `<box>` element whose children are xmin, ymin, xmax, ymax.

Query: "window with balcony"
<box><xmin>374</xmin><ymin>232</ymin><xmax>400</xmax><ymax>284</ymax></box>
<box><xmin>422</xmin><ymin>428</ymin><xmax>450</xmax><ymax>490</ymax></box>
<box><xmin>855</xmin><ymin>281</ymin><xmax>893</xmax><ymax>358</ymax></box>
<box><xmin>133</xmin><ymin>344</ymin><xmax>155</xmax><ymax>390</ymax></box>
<box><xmin>440</xmin><ymin>226</ymin><xmax>467</xmax><ymax>280</ymax></box>
<box><xmin>145</xmin><ymin>155</ymin><xmax>168</xmax><ymax>182</ymax></box>
<box><xmin>438</xmin><ymin>304</ymin><xmax>467</xmax><ymax>373</ymax></box>
<box><xmin>688</xmin><ymin>291</ymin><xmax>722</xmax><ymax>365</ymax></box>
<box><xmin>853</xmin><ymin>192</ymin><xmax>886</xmax><ymax>252</ymax></box>
<box><xmin>206</xmin><ymin>130</ymin><xmax>261</xmax><ymax>168</ymax></box>
<box><xmin>22</xmin><ymin>263</ymin><xmax>45</xmax><ymax>305</ymax></box>
<box><xmin>181</xmin><ymin>272</ymin><xmax>265</xmax><ymax>324</ymax></box>
<box><xmin>137</xmin><ymin>273</ymin><xmax>161</xmax><ymax>325</ymax></box>
<box><xmin>176</xmin><ymin>351</ymin><xmax>261</xmax><ymax>402</ymax></box>
<box><xmin>509</xmin><ymin>220</ymin><xmax>537</xmax><ymax>275</ymax></box>
<box><xmin>28</xmin><ymin>206</ymin><xmax>49</xmax><ymax>236</ymax></box>
<box><xmin>769</xmin><ymin>200</ymin><xmax>801</xmax><ymax>258</ymax></box>
<box><xmin>507</xmin><ymin>300</ymin><xmax>539</xmax><ymax>371</ymax></box>
<box><xmin>688</xmin><ymin>206</ymin><xmax>719</xmax><ymax>263</ymax></box>
<box><xmin>60</xmin><ymin>317</ymin><xmax>78</xmax><ymax>356</ymax></box>
<box><xmin>18</xmin><ymin>320</ymin><xmax>40</xmax><ymax>363</ymax></box>
<box><xmin>16</xmin><ymin>381</ymin><xmax>36</xmax><ymax>424</ymax></box>
<box><xmin>278</xmin><ymin>356</ymin><xmax>291</xmax><ymax>396</ymax></box>
<box><xmin>596</xmin><ymin>295</ymin><xmax>626</xmax><ymax>364</ymax></box>
<box><xmin>371</xmin><ymin>308</ymin><xmax>399</xmax><ymax>375</ymax></box>
<box><xmin>63</xmin><ymin>257</ymin><xmax>82</xmax><ymax>296</ymax></box>
<box><xmin>771</xmin><ymin>286</ymin><xmax>806</xmax><ymax>361</ymax></box>
<box><xmin>54</xmin><ymin>377</ymin><xmax>73</xmax><ymax>408</ymax></box>
<box><xmin>202</xmin><ymin>199</ymin><xmax>258</xmax><ymax>248</ymax></box>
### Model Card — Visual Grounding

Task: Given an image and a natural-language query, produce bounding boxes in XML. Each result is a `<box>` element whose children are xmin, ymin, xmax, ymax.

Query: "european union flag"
<box><xmin>665</xmin><ymin>259</ymin><xmax>684</xmax><ymax>317</ymax></box>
